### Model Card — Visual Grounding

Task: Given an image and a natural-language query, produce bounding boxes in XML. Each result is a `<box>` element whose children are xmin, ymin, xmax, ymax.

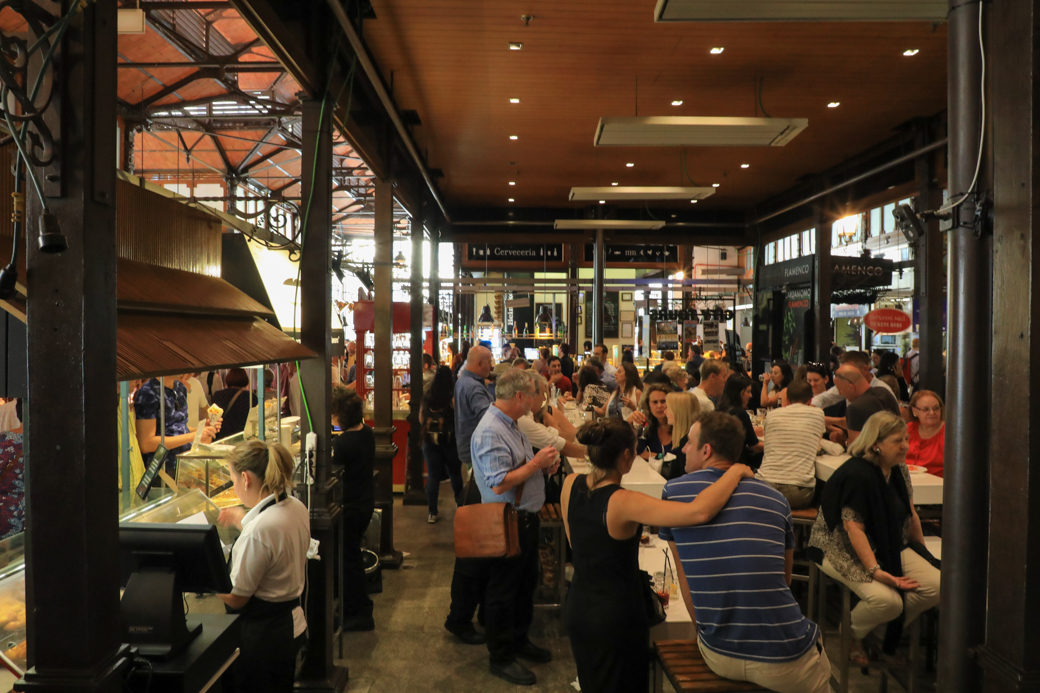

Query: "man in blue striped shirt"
<box><xmin>661</xmin><ymin>412</ymin><xmax>830</xmax><ymax>692</ymax></box>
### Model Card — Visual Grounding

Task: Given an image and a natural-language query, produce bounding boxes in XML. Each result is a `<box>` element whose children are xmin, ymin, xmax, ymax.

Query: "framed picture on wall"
<box><xmin>622</xmin><ymin>323</ymin><xmax>634</xmax><ymax>339</ymax></box>
<box><xmin>577</xmin><ymin>316</ymin><xmax>583</xmax><ymax>325</ymax></box>
<box><xmin>576</xmin><ymin>305</ymin><xmax>582</xmax><ymax>315</ymax></box>
<box><xmin>620</xmin><ymin>310</ymin><xmax>635</xmax><ymax>322</ymax></box>
<box><xmin>621</xmin><ymin>292</ymin><xmax>633</xmax><ymax>302</ymax></box>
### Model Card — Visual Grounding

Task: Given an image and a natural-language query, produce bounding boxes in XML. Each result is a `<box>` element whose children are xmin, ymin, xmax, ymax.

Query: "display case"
<box><xmin>176</xmin><ymin>443</ymin><xmax>241</xmax><ymax>509</ymax></box>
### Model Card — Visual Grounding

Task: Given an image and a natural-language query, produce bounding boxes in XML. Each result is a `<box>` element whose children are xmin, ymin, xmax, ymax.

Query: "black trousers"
<box><xmin>484</xmin><ymin>513</ymin><xmax>540</xmax><ymax>665</ymax></box>
<box><xmin>226</xmin><ymin>611</ymin><xmax>306</xmax><ymax>693</ymax></box>
<box><xmin>342</xmin><ymin>507</ymin><xmax>375</xmax><ymax>618</ymax></box>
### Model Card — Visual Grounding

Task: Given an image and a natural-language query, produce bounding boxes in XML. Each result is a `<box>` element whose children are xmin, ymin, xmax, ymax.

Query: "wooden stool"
<box><xmin>653</xmin><ymin>640</ymin><xmax>769</xmax><ymax>692</ymax></box>
<box><xmin>790</xmin><ymin>507</ymin><xmax>818</xmax><ymax>618</ymax></box>
<box><xmin>536</xmin><ymin>502</ymin><xmax>566</xmax><ymax>608</ymax></box>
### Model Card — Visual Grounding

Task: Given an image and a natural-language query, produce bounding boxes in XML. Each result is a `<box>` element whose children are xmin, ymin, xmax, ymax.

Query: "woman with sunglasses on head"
<box><xmin>760</xmin><ymin>360</ymin><xmax>793</xmax><ymax>409</ymax></box>
<box><xmin>906</xmin><ymin>391</ymin><xmax>945</xmax><ymax>477</ymax></box>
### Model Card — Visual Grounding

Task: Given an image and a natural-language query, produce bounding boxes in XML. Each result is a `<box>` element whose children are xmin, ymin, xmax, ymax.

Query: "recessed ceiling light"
<box><xmin>611</xmin><ymin>182</ymin><xmax>619</xmax><ymax>186</ymax></box>
<box><xmin>509</xmin><ymin>42</ymin><xmax>523</xmax><ymax>50</ymax></box>
<box><xmin>903</xmin><ymin>49</ymin><xmax>919</xmax><ymax>56</ymax></box>
<box><xmin>710</xmin><ymin>47</ymin><xmax>724</xmax><ymax>54</ymax></box>
<box><xmin>599</xmin><ymin>200</ymin><xmax>606</xmax><ymax>204</ymax></box>
<box><xmin>625</xmin><ymin>162</ymin><xmax>635</xmax><ymax>167</ymax></box>
<box><xmin>509</xmin><ymin>97</ymin><xmax>521</xmax><ymax>103</ymax></box>
<box><xmin>740</xmin><ymin>164</ymin><xmax>750</xmax><ymax>169</ymax></box>
<box><xmin>828</xmin><ymin>102</ymin><xmax>840</xmax><ymax>108</ymax></box>
<box><xmin>509</xmin><ymin>135</ymin><xmax>518</xmax><ymax>140</ymax></box>
<box><xmin>508</xmin><ymin>181</ymin><xmax>516</xmax><ymax>185</ymax></box>
<box><xmin>690</xmin><ymin>199</ymin><xmax>698</xmax><ymax>203</ymax></box>
<box><xmin>671</xmin><ymin>100</ymin><xmax>683</xmax><ymax>106</ymax></box>
<box><xmin>508</xmin><ymin>198</ymin><xmax>515</xmax><ymax>202</ymax></box>
<box><xmin>712</xmin><ymin>183</ymin><xmax>720</xmax><ymax>187</ymax></box>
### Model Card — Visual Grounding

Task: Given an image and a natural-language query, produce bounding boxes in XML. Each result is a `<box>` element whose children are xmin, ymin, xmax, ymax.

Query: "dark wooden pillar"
<box><xmin>593</xmin><ymin>228</ymin><xmax>605</xmax><ymax>345</ymax></box>
<box><xmin>403</xmin><ymin>196</ymin><xmax>426</xmax><ymax>505</ymax></box>
<box><xmin>937</xmin><ymin>0</ymin><xmax>991</xmax><ymax>689</ymax></box>
<box><xmin>431</xmin><ymin>228</ymin><xmax>440</xmax><ymax>359</ymax></box>
<box><xmin>296</xmin><ymin>96</ymin><xmax>348</xmax><ymax>693</ymax></box>
<box><xmin>567</xmin><ymin>244</ymin><xmax>578</xmax><ymax>352</ymax></box>
<box><xmin>976</xmin><ymin>1</ymin><xmax>1040</xmax><ymax>690</ymax></box>
<box><xmin>372</xmin><ymin>177</ymin><xmax>402</xmax><ymax>567</ymax></box>
<box><xmin>913</xmin><ymin>127</ymin><xmax>946</xmax><ymax>398</ymax></box>
<box><xmin>813</xmin><ymin>200</ymin><xmax>832</xmax><ymax>363</ymax></box>
<box><xmin>18</xmin><ymin>1</ymin><xmax>131</xmax><ymax>690</ymax></box>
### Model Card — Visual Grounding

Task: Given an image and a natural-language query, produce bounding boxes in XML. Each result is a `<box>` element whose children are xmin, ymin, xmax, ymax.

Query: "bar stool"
<box><xmin>536</xmin><ymin>502</ymin><xmax>566</xmax><ymax>608</ymax></box>
<box><xmin>790</xmin><ymin>507</ymin><xmax>818</xmax><ymax>618</ymax></box>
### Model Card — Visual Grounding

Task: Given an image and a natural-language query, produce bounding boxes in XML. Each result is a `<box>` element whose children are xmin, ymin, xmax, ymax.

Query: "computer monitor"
<box><xmin>524</xmin><ymin>348</ymin><xmax>540</xmax><ymax>361</ymax></box>
<box><xmin>119</xmin><ymin>522</ymin><xmax>233</xmax><ymax>659</ymax></box>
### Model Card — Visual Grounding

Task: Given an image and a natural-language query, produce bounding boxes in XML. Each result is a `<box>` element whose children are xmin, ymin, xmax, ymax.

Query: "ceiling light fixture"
<box><xmin>712</xmin><ymin>183</ymin><xmax>720</xmax><ymax>187</ymax></box>
<box><xmin>509</xmin><ymin>97</ymin><xmax>521</xmax><ymax>103</ymax></box>
<box><xmin>569</xmin><ymin>186</ymin><xmax>715</xmax><ymax>201</ymax></box>
<box><xmin>626</xmin><ymin>162</ymin><xmax>635</xmax><ymax>167</ymax></box>
<box><xmin>509</xmin><ymin>42</ymin><xmax>523</xmax><ymax>50</ymax></box>
<box><xmin>903</xmin><ymin>49</ymin><xmax>920</xmax><ymax>56</ymax></box>
<box><xmin>828</xmin><ymin>102</ymin><xmax>840</xmax><ymax>108</ymax></box>
<box><xmin>508</xmin><ymin>181</ymin><xmax>516</xmax><ymax>185</ymax></box>
<box><xmin>509</xmin><ymin>135</ymin><xmax>518</xmax><ymax>140</ymax></box>
<box><xmin>740</xmin><ymin>163</ymin><xmax>750</xmax><ymax>169</ymax></box>
<box><xmin>690</xmin><ymin>199</ymin><xmax>698</xmax><ymax>203</ymax></box>
<box><xmin>671</xmin><ymin>100</ymin><xmax>683</xmax><ymax>106</ymax></box>
<box><xmin>710</xmin><ymin>47</ymin><xmax>724</xmax><ymax>54</ymax></box>
<box><xmin>611</xmin><ymin>182</ymin><xmax>619</xmax><ymax>186</ymax></box>
<box><xmin>508</xmin><ymin>198</ymin><xmax>515</xmax><ymax>202</ymax></box>
<box><xmin>595</xmin><ymin>116</ymin><xmax>808</xmax><ymax>147</ymax></box>
<box><xmin>599</xmin><ymin>200</ymin><xmax>606</xmax><ymax>204</ymax></box>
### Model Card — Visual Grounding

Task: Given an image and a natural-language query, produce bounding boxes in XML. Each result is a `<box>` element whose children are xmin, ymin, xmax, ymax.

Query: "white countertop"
<box><xmin>815</xmin><ymin>454</ymin><xmax>944</xmax><ymax>505</ymax></box>
<box><xmin>567</xmin><ymin>456</ymin><xmax>667</xmax><ymax>500</ymax></box>
<box><xmin>638</xmin><ymin>537</ymin><xmax>692</xmax><ymax>623</ymax></box>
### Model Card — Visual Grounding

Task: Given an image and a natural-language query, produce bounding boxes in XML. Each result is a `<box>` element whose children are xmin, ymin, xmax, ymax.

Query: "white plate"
<box><xmin>907</xmin><ymin>465</ymin><xmax>928</xmax><ymax>475</ymax></box>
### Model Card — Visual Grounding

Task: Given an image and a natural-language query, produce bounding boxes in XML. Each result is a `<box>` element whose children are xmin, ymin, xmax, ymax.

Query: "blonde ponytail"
<box><xmin>228</xmin><ymin>439</ymin><xmax>296</xmax><ymax>497</ymax></box>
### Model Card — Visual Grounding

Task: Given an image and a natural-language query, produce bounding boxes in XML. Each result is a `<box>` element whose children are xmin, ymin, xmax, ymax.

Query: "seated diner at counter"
<box><xmin>760</xmin><ymin>360</ymin><xmax>793</xmax><ymax>409</ymax></box>
<box><xmin>906</xmin><ymin>390</ymin><xmax>945</xmax><ymax>477</ymax></box>
<box><xmin>134</xmin><ymin>375</ymin><xmax>220</xmax><ymax>481</ymax></box>
<box><xmin>630</xmin><ymin>388</ymin><xmax>699</xmax><ymax>480</ymax></box>
<box><xmin>716</xmin><ymin>372</ymin><xmax>763</xmax><ymax>467</ymax></box>
<box><xmin>561</xmin><ymin>418</ymin><xmax>751</xmax><ymax>693</ymax></box>
<box><xmin>601</xmin><ymin>361</ymin><xmax>643</xmax><ymax>421</ymax></box>
<box><xmin>576</xmin><ymin>365</ymin><xmax>611</xmax><ymax>410</ymax></box>
<box><xmin>808</xmin><ymin>411</ymin><xmax>940</xmax><ymax>666</ymax></box>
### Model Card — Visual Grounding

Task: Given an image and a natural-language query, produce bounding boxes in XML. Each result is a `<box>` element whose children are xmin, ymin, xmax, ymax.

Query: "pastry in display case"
<box><xmin>176</xmin><ymin>442</ymin><xmax>244</xmax><ymax>509</ymax></box>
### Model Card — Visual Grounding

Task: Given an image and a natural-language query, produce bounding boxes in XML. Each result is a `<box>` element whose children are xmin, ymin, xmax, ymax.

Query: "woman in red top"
<box><xmin>906</xmin><ymin>390</ymin><xmax>945</xmax><ymax>476</ymax></box>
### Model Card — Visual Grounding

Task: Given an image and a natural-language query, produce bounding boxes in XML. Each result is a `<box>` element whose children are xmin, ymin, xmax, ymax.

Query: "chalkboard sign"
<box><xmin>136</xmin><ymin>444</ymin><xmax>170</xmax><ymax>500</ymax></box>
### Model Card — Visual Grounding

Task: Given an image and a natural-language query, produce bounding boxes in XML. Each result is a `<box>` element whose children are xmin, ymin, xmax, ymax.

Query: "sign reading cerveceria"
<box><xmin>467</xmin><ymin>243</ymin><xmax>564</xmax><ymax>262</ymax></box>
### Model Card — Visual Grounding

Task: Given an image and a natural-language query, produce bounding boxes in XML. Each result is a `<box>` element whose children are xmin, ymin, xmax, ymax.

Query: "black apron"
<box><xmin>225</xmin><ymin>493</ymin><xmax>307</xmax><ymax>693</ymax></box>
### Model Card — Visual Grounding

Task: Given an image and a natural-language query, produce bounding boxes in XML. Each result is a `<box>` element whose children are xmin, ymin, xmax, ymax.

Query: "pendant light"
<box><xmin>478</xmin><ymin>304</ymin><xmax>494</xmax><ymax>324</ymax></box>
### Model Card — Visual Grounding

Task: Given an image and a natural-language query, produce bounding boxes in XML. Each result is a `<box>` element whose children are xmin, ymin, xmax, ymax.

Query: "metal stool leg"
<box><xmin>839</xmin><ymin>586</ymin><xmax>851</xmax><ymax>693</ymax></box>
<box><xmin>807</xmin><ymin>560</ymin><xmax>817</xmax><ymax>621</ymax></box>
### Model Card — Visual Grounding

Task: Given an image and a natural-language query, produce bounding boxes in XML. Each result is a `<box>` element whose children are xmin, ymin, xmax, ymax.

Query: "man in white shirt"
<box><xmin>517</xmin><ymin>376</ymin><xmax>586</xmax><ymax>459</ymax></box>
<box><xmin>693</xmin><ymin>359</ymin><xmax>727</xmax><ymax>413</ymax></box>
<box><xmin>811</xmin><ymin>350</ymin><xmax>894</xmax><ymax>410</ymax></box>
<box><xmin>592</xmin><ymin>344</ymin><xmax>617</xmax><ymax>391</ymax></box>
<box><xmin>757</xmin><ymin>379</ymin><xmax>825</xmax><ymax>509</ymax></box>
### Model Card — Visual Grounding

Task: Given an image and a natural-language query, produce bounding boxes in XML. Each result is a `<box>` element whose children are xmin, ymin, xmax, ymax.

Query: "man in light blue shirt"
<box><xmin>445</xmin><ymin>345</ymin><xmax>495</xmax><ymax>645</ymax></box>
<box><xmin>470</xmin><ymin>368</ymin><xmax>560</xmax><ymax>686</ymax></box>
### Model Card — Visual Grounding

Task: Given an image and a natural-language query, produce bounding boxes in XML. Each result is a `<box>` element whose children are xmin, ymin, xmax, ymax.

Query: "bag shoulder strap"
<box><xmin>515</xmin><ymin>480</ymin><xmax>526</xmax><ymax>507</ymax></box>
<box><xmin>226</xmin><ymin>388</ymin><xmax>245</xmax><ymax>413</ymax></box>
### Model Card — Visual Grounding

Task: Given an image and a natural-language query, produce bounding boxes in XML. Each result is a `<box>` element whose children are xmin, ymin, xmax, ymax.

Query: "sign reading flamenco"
<box><xmin>864</xmin><ymin>308</ymin><xmax>912</xmax><ymax>334</ymax></box>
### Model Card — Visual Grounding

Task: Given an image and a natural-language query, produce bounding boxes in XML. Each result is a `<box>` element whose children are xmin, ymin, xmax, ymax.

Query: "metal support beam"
<box><xmin>593</xmin><ymin>228</ymin><xmax>605</xmax><ymax>345</ymax></box>
<box><xmin>913</xmin><ymin>128</ymin><xmax>946</xmax><ymax>397</ymax></box>
<box><xmin>813</xmin><ymin>196</ymin><xmax>832</xmax><ymax>363</ymax></box>
<box><xmin>295</xmin><ymin>97</ymin><xmax>348</xmax><ymax>693</ymax></box>
<box><xmin>937</xmin><ymin>0</ymin><xmax>990</xmax><ymax>690</ymax></box>
<box><xmin>404</xmin><ymin>195</ymin><xmax>426</xmax><ymax>506</ymax></box>
<box><xmin>372</xmin><ymin>177</ymin><xmax>402</xmax><ymax>567</ymax></box>
<box><xmin>18</xmin><ymin>1</ymin><xmax>131</xmax><ymax>690</ymax></box>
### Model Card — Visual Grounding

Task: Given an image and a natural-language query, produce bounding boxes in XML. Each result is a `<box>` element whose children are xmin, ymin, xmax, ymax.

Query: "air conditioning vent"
<box><xmin>570</xmin><ymin>186</ymin><xmax>715</xmax><ymax>202</ymax></box>
<box><xmin>595</xmin><ymin>116</ymin><xmax>808</xmax><ymax>147</ymax></box>
<box><xmin>654</xmin><ymin>0</ymin><xmax>947</xmax><ymax>21</ymax></box>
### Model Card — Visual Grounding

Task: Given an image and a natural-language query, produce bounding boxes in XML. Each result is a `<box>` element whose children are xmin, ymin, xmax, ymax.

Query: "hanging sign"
<box><xmin>583</xmin><ymin>244</ymin><xmax>679</xmax><ymax>264</ymax></box>
<box><xmin>864</xmin><ymin>308</ymin><xmax>912</xmax><ymax>334</ymax></box>
<box><xmin>832</xmin><ymin>257</ymin><xmax>893</xmax><ymax>291</ymax></box>
<box><xmin>467</xmin><ymin>243</ymin><xmax>563</xmax><ymax>262</ymax></box>
<box><xmin>757</xmin><ymin>256</ymin><xmax>815</xmax><ymax>290</ymax></box>
<box><xmin>703</xmin><ymin>320</ymin><xmax>720</xmax><ymax>348</ymax></box>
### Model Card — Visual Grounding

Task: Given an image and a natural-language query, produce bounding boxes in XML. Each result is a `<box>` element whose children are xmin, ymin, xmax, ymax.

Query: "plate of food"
<box><xmin>907</xmin><ymin>464</ymin><xmax>929</xmax><ymax>475</ymax></box>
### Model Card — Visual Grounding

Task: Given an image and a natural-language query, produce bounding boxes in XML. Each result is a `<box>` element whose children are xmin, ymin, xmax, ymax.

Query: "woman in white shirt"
<box><xmin>218</xmin><ymin>440</ymin><xmax>310</xmax><ymax>693</ymax></box>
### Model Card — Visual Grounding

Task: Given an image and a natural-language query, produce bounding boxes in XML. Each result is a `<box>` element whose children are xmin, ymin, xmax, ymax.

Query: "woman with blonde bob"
<box><xmin>808</xmin><ymin>412</ymin><xmax>940</xmax><ymax>666</ymax></box>
<box><xmin>630</xmin><ymin>387</ymin><xmax>700</xmax><ymax>480</ymax></box>
<box><xmin>218</xmin><ymin>440</ymin><xmax>309</xmax><ymax>692</ymax></box>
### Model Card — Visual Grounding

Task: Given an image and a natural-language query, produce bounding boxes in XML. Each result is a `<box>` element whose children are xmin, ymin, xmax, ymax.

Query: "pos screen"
<box><xmin>135</xmin><ymin>444</ymin><xmax>169</xmax><ymax>500</ymax></box>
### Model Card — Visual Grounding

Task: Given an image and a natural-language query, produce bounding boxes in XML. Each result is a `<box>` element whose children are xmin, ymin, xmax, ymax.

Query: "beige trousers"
<box><xmin>819</xmin><ymin>547</ymin><xmax>941</xmax><ymax>640</ymax></box>
<box><xmin>698</xmin><ymin>637</ymin><xmax>831</xmax><ymax>693</ymax></box>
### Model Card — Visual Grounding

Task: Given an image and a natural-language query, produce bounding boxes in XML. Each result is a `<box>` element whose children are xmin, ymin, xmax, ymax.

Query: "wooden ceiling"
<box><xmin>360</xmin><ymin>0</ymin><xmax>948</xmax><ymax>212</ymax></box>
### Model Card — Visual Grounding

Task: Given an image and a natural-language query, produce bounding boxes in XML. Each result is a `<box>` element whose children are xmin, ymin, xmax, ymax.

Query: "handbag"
<box><xmin>454</xmin><ymin>481</ymin><xmax>525</xmax><ymax>559</ymax></box>
<box><xmin>641</xmin><ymin>570</ymin><xmax>667</xmax><ymax>627</ymax></box>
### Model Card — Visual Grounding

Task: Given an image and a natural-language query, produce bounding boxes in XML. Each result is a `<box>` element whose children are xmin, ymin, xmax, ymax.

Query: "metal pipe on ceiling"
<box><xmin>753</xmin><ymin>137</ymin><xmax>948</xmax><ymax>225</ymax></box>
<box><xmin>325</xmin><ymin>0</ymin><xmax>451</xmax><ymax>223</ymax></box>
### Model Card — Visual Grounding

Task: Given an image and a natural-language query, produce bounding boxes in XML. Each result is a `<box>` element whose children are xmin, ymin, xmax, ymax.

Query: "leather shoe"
<box><xmin>343</xmin><ymin>614</ymin><xmax>375</xmax><ymax>632</ymax></box>
<box><xmin>445</xmin><ymin>625</ymin><xmax>486</xmax><ymax>645</ymax></box>
<box><xmin>489</xmin><ymin>660</ymin><xmax>536</xmax><ymax>686</ymax></box>
<box><xmin>516</xmin><ymin>641</ymin><xmax>552</xmax><ymax>664</ymax></box>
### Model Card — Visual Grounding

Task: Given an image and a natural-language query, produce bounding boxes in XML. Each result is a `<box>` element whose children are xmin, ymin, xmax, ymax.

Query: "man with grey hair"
<box><xmin>833</xmin><ymin>364</ymin><xmax>899</xmax><ymax>443</ymax></box>
<box><xmin>516</xmin><ymin>374</ymin><xmax>587</xmax><ymax>459</ymax></box>
<box><xmin>471</xmin><ymin>368</ymin><xmax>561</xmax><ymax>685</ymax></box>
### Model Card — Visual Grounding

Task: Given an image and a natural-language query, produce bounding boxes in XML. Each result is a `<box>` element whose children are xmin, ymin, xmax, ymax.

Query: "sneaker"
<box><xmin>428</xmin><ymin>514</ymin><xmax>438</xmax><ymax>524</ymax></box>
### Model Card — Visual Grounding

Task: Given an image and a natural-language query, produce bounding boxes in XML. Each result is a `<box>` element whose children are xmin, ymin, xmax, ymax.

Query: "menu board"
<box><xmin>136</xmin><ymin>444</ymin><xmax>170</xmax><ymax>499</ymax></box>
<box><xmin>656</xmin><ymin>320</ymin><xmax>679</xmax><ymax>352</ymax></box>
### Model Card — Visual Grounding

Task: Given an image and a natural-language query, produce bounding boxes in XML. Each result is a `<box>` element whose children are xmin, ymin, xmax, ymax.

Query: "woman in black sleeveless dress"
<box><xmin>561</xmin><ymin>419</ymin><xmax>752</xmax><ymax>693</ymax></box>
